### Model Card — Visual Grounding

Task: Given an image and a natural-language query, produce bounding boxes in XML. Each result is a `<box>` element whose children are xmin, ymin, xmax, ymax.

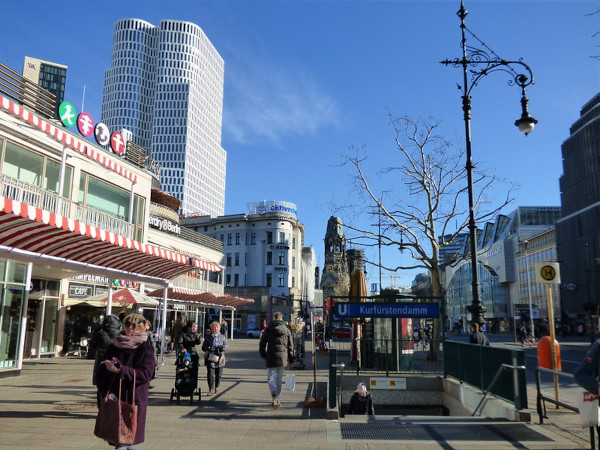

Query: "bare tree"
<box><xmin>338</xmin><ymin>113</ymin><xmax>513</xmax><ymax>299</ymax></box>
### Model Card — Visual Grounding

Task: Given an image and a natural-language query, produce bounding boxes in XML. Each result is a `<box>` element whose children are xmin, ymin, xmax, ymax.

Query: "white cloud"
<box><xmin>223</xmin><ymin>60</ymin><xmax>339</xmax><ymax>147</ymax></box>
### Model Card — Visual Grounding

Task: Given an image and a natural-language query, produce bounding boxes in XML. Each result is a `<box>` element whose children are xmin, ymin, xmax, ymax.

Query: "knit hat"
<box><xmin>183</xmin><ymin>352</ymin><xmax>191</xmax><ymax>364</ymax></box>
<box><xmin>356</xmin><ymin>382</ymin><xmax>367</xmax><ymax>393</ymax></box>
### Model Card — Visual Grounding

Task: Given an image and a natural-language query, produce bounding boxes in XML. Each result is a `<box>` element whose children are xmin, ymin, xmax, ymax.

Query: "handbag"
<box><xmin>94</xmin><ymin>373</ymin><xmax>138</xmax><ymax>445</ymax></box>
<box><xmin>578</xmin><ymin>390</ymin><xmax>600</xmax><ymax>428</ymax></box>
<box><xmin>284</xmin><ymin>372</ymin><xmax>296</xmax><ymax>391</ymax></box>
<box><xmin>207</xmin><ymin>353</ymin><xmax>220</xmax><ymax>363</ymax></box>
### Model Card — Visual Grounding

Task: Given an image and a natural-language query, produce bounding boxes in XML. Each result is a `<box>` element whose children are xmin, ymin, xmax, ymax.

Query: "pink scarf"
<box><xmin>112</xmin><ymin>332</ymin><xmax>147</xmax><ymax>350</ymax></box>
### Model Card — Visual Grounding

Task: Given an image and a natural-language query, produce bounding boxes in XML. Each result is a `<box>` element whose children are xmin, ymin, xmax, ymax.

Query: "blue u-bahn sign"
<box><xmin>335</xmin><ymin>302</ymin><xmax>439</xmax><ymax>318</ymax></box>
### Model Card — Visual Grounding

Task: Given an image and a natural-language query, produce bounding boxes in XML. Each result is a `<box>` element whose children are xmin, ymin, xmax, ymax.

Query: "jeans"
<box><xmin>206</xmin><ymin>365</ymin><xmax>223</xmax><ymax>391</ymax></box>
<box><xmin>267</xmin><ymin>367</ymin><xmax>284</xmax><ymax>399</ymax></box>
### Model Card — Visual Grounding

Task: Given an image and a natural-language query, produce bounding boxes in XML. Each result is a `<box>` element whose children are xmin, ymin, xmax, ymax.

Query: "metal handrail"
<box><xmin>535</xmin><ymin>367</ymin><xmax>596</xmax><ymax>450</ymax></box>
<box><xmin>472</xmin><ymin>363</ymin><xmax>526</xmax><ymax>417</ymax></box>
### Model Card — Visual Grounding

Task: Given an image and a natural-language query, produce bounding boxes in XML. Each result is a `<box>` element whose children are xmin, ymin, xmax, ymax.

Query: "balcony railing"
<box><xmin>0</xmin><ymin>174</ymin><xmax>135</xmax><ymax>239</ymax></box>
<box><xmin>170</xmin><ymin>273</ymin><xmax>224</xmax><ymax>295</ymax></box>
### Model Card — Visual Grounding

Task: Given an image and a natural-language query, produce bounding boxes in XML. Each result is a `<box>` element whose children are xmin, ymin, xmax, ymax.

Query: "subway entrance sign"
<box><xmin>335</xmin><ymin>302</ymin><xmax>439</xmax><ymax>318</ymax></box>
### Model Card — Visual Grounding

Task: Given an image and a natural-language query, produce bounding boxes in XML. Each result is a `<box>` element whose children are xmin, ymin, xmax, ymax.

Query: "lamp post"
<box><xmin>441</xmin><ymin>0</ymin><xmax>537</xmax><ymax>325</ymax></box>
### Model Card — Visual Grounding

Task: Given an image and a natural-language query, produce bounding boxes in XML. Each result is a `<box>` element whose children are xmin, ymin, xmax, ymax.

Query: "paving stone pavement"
<box><xmin>0</xmin><ymin>337</ymin><xmax>593</xmax><ymax>449</ymax></box>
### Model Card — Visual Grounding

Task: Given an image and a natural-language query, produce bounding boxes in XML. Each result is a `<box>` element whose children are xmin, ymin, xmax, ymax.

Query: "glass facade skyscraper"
<box><xmin>22</xmin><ymin>57</ymin><xmax>67</xmax><ymax>119</ymax></box>
<box><xmin>101</xmin><ymin>19</ymin><xmax>226</xmax><ymax>217</ymax></box>
<box><xmin>556</xmin><ymin>92</ymin><xmax>600</xmax><ymax>318</ymax></box>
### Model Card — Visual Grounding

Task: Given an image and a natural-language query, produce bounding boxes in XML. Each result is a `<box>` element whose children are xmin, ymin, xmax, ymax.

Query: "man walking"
<box><xmin>469</xmin><ymin>322</ymin><xmax>490</xmax><ymax>346</ymax></box>
<box><xmin>259</xmin><ymin>311</ymin><xmax>293</xmax><ymax>409</ymax></box>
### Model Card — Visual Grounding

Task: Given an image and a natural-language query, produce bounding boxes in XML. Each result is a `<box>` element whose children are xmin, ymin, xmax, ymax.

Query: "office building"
<box><xmin>181</xmin><ymin>201</ymin><xmax>306</xmax><ymax>331</ymax></box>
<box><xmin>22</xmin><ymin>57</ymin><xmax>67</xmax><ymax>118</ymax></box>
<box><xmin>101</xmin><ymin>19</ymin><xmax>226</xmax><ymax>217</ymax></box>
<box><xmin>556</xmin><ymin>92</ymin><xmax>600</xmax><ymax>322</ymax></box>
<box><xmin>444</xmin><ymin>206</ymin><xmax>561</xmax><ymax>333</ymax></box>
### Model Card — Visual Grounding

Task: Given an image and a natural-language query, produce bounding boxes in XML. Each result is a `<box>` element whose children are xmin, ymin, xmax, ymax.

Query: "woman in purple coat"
<box><xmin>96</xmin><ymin>313</ymin><xmax>155</xmax><ymax>449</ymax></box>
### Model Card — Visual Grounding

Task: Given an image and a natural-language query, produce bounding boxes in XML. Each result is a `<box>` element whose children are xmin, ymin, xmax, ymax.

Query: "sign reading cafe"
<box><xmin>149</xmin><ymin>215</ymin><xmax>181</xmax><ymax>235</ymax></box>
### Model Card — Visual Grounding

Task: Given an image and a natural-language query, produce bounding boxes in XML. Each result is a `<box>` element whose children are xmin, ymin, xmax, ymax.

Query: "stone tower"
<box><xmin>320</xmin><ymin>216</ymin><xmax>350</xmax><ymax>298</ymax></box>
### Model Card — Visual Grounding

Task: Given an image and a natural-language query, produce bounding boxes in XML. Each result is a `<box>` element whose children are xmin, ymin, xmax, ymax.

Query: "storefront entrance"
<box><xmin>24</xmin><ymin>279</ymin><xmax>60</xmax><ymax>358</ymax></box>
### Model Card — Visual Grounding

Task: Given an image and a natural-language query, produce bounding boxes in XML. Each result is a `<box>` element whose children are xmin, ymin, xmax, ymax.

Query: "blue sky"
<box><xmin>1</xmin><ymin>1</ymin><xmax>598</xmax><ymax>289</ymax></box>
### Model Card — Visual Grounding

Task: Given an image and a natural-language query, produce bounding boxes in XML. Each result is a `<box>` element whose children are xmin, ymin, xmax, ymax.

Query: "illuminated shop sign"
<box><xmin>149</xmin><ymin>215</ymin><xmax>181</xmax><ymax>235</ymax></box>
<box><xmin>247</xmin><ymin>200</ymin><xmax>298</xmax><ymax>218</ymax></box>
<box><xmin>58</xmin><ymin>101</ymin><xmax>125</xmax><ymax>155</ymax></box>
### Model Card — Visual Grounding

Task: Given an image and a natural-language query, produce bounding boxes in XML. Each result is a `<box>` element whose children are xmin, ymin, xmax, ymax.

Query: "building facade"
<box><xmin>444</xmin><ymin>206</ymin><xmax>561</xmax><ymax>333</ymax></box>
<box><xmin>181</xmin><ymin>201</ymin><xmax>306</xmax><ymax>331</ymax></box>
<box><xmin>101</xmin><ymin>18</ymin><xmax>226</xmax><ymax>217</ymax></box>
<box><xmin>22</xmin><ymin>57</ymin><xmax>67</xmax><ymax>118</ymax></box>
<box><xmin>516</xmin><ymin>229</ymin><xmax>560</xmax><ymax>329</ymax></box>
<box><xmin>0</xmin><ymin>64</ymin><xmax>247</xmax><ymax>374</ymax></box>
<box><xmin>556</xmin><ymin>93</ymin><xmax>600</xmax><ymax>327</ymax></box>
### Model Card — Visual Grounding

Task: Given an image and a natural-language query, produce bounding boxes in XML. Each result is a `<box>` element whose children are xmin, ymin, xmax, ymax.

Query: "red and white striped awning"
<box><xmin>0</xmin><ymin>95</ymin><xmax>138</xmax><ymax>183</ymax></box>
<box><xmin>169</xmin><ymin>245</ymin><xmax>225</xmax><ymax>272</ymax></box>
<box><xmin>0</xmin><ymin>197</ymin><xmax>193</xmax><ymax>280</ymax></box>
<box><xmin>147</xmin><ymin>286</ymin><xmax>253</xmax><ymax>309</ymax></box>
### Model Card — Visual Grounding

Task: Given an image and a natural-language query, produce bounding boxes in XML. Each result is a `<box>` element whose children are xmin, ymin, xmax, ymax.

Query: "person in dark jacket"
<box><xmin>96</xmin><ymin>313</ymin><xmax>155</xmax><ymax>449</ymax></box>
<box><xmin>259</xmin><ymin>311</ymin><xmax>293</xmax><ymax>409</ymax></box>
<box><xmin>347</xmin><ymin>382</ymin><xmax>374</xmax><ymax>415</ymax></box>
<box><xmin>202</xmin><ymin>321</ymin><xmax>228</xmax><ymax>395</ymax></box>
<box><xmin>178</xmin><ymin>321</ymin><xmax>202</xmax><ymax>368</ymax></box>
<box><xmin>469</xmin><ymin>322</ymin><xmax>490</xmax><ymax>346</ymax></box>
<box><xmin>92</xmin><ymin>314</ymin><xmax>122</xmax><ymax>408</ymax></box>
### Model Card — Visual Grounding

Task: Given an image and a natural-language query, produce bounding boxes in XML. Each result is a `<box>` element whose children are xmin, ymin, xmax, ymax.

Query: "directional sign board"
<box><xmin>335</xmin><ymin>302</ymin><xmax>439</xmax><ymax>318</ymax></box>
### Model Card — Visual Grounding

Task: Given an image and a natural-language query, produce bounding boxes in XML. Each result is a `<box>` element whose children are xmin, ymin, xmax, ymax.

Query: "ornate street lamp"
<box><xmin>441</xmin><ymin>1</ymin><xmax>537</xmax><ymax>325</ymax></box>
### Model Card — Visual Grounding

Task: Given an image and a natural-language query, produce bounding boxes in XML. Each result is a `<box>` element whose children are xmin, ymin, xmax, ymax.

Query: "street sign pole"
<box><xmin>535</xmin><ymin>262</ymin><xmax>561</xmax><ymax>407</ymax></box>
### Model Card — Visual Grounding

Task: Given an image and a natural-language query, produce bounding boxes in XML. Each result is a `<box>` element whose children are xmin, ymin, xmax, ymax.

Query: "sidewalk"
<box><xmin>0</xmin><ymin>338</ymin><xmax>592</xmax><ymax>449</ymax></box>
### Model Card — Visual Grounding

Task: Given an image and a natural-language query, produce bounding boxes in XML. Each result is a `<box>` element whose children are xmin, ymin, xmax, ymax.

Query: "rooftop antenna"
<box><xmin>81</xmin><ymin>85</ymin><xmax>86</xmax><ymax>112</ymax></box>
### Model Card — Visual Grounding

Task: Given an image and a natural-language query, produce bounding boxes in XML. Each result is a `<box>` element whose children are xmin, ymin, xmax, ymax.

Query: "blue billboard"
<box><xmin>334</xmin><ymin>302</ymin><xmax>439</xmax><ymax>318</ymax></box>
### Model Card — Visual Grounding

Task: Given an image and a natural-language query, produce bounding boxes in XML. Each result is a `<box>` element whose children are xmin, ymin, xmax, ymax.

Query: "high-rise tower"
<box><xmin>101</xmin><ymin>19</ymin><xmax>226</xmax><ymax>217</ymax></box>
<box><xmin>556</xmin><ymin>92</ymin><xmax>600</xmax><ymax>317</ymax></box>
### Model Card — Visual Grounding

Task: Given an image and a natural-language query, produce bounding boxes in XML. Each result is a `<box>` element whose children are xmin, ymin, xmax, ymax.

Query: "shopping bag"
<box><xmin>94</xmin><ymin>375</ymin><xmax>138</xmax><ymax>445</ymax></box>
<box><xmin>578</xmin><ymin>390</ymin><xmax>600</xmax><ymax>428</ymax></box>
<box><xmin>284</xmin><ymin>373</ymin><xmax>296</xmax><ymax>391</ymax></box>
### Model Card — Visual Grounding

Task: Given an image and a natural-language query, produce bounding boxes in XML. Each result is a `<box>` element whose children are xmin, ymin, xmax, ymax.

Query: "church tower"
<box><xmin>320</xmin><ymin>216</ymin><xmax>350</xmax><ymax>299</ymax></box>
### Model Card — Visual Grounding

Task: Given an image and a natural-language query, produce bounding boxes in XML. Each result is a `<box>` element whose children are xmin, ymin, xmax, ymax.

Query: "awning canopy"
<box><xmin>0</xmin><ymin>197</ymin><xmax>194</xmax><ymax>282</ymax></box>
<box><xmin>169</xmin><ymin>245</ymin><xmax>225</xmax><ymax>272</ymax></box>
<box><xmin>147</xmin><ymin>286</ymin><xmax>253</xmax><ymax>309</ymax></box>
<box><xmin>85</xmin><ymin>288</ymin><xmax>160</xmax><ymax>306</ymax></box>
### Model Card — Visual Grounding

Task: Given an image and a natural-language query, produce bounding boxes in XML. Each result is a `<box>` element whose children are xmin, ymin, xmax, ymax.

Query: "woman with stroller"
<box><xmin>178</xmin><ymin>321</ymin><xmax>202</xmax><ymax>368</ymax></box>
<box><xmin>202</xmin><ymin>321</ymin><xmax>228</xmax><ymax>396</ymax></box>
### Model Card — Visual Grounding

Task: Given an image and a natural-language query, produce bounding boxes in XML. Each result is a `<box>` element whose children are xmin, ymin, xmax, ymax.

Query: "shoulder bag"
<box><xmin>94</xmin><ymin>372</ymin><xmax>138</xmax><ymax>446</ymax></box>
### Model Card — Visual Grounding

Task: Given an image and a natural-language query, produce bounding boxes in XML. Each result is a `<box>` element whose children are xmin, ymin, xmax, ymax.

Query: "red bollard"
<box><xmin>537</xmin><ymin>336</ymin><xmax>562</xmax><ymax>371</ymax></box>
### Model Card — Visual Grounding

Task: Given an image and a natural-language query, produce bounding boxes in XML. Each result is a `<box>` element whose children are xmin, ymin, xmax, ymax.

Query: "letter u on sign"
<box><xmin>338</xmin><ymin>304</ymin><xmax>348</xmax><ymax>316</ymax></box>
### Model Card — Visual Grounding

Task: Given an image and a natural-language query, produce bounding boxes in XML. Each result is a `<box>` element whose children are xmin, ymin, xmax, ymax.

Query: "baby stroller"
<box><xmin>170</xmin><ymin>352</ymin><xmax>201</xmax><ymax>404</ymax></box>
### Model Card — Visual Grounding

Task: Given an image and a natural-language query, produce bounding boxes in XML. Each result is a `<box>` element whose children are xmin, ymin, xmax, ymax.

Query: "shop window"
<box><xmin>2</xmin><ymin>141</ymin><xmax>43</xmax><ymax>186</ymax></box>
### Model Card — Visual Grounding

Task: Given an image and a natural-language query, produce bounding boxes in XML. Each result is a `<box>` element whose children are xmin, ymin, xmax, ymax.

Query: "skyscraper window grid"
<box><xmin>101</xmin><ymin>18</ymin><xmax>226</xmax><ymax>217</ymax></box>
